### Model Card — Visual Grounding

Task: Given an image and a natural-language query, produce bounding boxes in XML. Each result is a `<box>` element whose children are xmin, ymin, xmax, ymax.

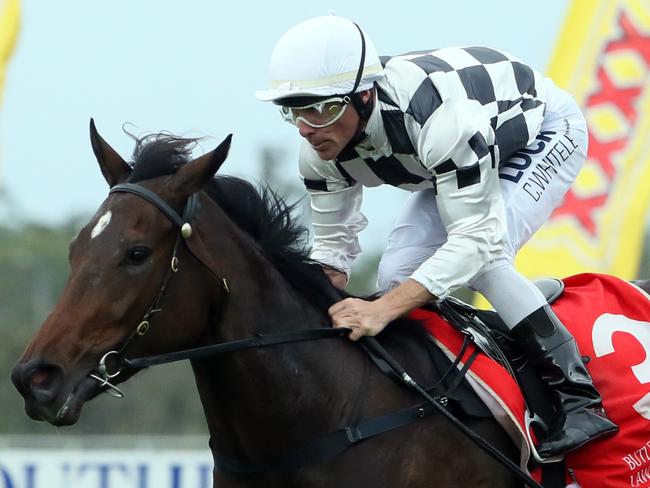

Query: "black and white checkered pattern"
<box><xmin>302</xmin><ymin>46</ymin><xmax>547</xmax><ymax>194</ymax></box>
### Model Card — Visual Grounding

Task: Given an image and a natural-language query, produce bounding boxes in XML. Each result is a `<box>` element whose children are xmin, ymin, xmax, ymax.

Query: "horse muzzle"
<box><xmin>11</xmin><ymin>358</ymin><xmax>99</xmax><ymax>426</ymax></box>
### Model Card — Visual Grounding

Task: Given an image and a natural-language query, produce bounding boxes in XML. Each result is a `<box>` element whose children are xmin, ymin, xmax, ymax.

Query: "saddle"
<box><xmin>362</xmin><ymin>279</ymin><xmax>567</xmax><ymax>450</ymax></box>
<box><xmin>426</xmin><ymin>279</ymin><xmax>568</xmax><ymax>485</ymax></box>
<box><xmin>360</xmin><ymin>278</ymin><xmax>568</xmax><ymax>485</ymax></box>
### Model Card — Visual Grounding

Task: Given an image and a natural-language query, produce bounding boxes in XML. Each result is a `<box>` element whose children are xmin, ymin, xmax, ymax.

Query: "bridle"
<box><xmin>89</xmin><ymin>182</ymin><xmax>203</xmax><ymax>396</ymax></box>
<box><xmin>90</xmin><ymin>182</ymin><xmax>346</xmax><ymax>397</ymax></box>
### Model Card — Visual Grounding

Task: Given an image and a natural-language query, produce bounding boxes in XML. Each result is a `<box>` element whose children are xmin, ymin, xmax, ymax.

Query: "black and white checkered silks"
<box><xmin>299</xmin><ymin>46</ymin><xmax>570</xmax><ymax>301</ymax></box>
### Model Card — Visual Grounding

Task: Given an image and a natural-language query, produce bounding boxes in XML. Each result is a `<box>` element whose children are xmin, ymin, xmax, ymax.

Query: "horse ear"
<box><xmin>89</xmin><ymin>119</ymin><xmax>131</xmax><ymax>187</ymax></box>
<box><xmin>172</xmin><ymin>134</ymin><xmax>233</xmax><ymax>195</ymax></box>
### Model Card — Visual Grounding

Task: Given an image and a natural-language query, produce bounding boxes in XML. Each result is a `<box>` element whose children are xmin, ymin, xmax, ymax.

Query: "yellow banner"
<box><xmin>516</xmin><ymin>0</ymin><xmax>650</xmax><ymax>280</ymax></box>
<box><xmin>0</xmin><ymin>0</ymin><xmax>20</xmax><ymax>107</ymax></box>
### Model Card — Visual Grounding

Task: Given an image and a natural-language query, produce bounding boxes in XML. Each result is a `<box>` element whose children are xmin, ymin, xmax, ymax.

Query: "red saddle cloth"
<box><xmin>411</xmin><ymin>273</ymin><xmax>650</xmax><ymax>488</ymax></box>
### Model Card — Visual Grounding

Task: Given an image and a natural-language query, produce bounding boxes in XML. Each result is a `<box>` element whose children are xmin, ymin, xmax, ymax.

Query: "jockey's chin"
<box><xmin>312</xmin><ymin>140</ymin><xmax>341</xmax><ymax>161</ymax></box>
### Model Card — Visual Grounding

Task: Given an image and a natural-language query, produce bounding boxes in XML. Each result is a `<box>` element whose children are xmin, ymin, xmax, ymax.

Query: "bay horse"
<box><xmin>11</xmin><ymin>122</ymin><xmax>558</xmax><ymax>487</ymax></box>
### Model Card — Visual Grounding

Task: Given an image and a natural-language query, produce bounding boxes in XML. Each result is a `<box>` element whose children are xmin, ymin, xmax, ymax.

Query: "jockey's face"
<box><xmin>297</xmin><ymin>90</ymin><xmax>372</xmax><ymax>161</ymax></box>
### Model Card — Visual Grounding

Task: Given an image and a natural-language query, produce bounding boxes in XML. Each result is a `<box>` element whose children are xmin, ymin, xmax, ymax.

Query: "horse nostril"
<box><xmin>21</xmin><ymin>363</ymin><xmax>63</xmax><ymax>404</ymax></box>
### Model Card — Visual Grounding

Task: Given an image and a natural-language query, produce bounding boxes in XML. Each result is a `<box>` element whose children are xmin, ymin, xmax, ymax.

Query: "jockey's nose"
<box><xmin>11</xmin><ymin>360</ymin><xmax>64</xmax><ymax>404</ymax></box>
<box><xmin>298</xmin><ymin>120</ymin><xmax>317</xmax><ymax>138</ymax></box>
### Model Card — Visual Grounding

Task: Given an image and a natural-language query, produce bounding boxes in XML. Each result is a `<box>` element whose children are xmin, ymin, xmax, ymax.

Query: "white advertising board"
<box><xmin>0</xmin><ymin>449</ymin><xmax>213</xmax><ymax>488</ymax></box>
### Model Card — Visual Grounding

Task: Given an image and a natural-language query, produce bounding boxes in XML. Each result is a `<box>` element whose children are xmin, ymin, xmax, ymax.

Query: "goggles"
<box><xmin>279</xmin><ymin>95</ymin><xmax>351</xmax><ymax>128</ymax></box>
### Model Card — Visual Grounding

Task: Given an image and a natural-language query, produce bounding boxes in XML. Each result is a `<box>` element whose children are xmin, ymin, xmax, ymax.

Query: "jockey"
<box><xmin>255</xmin><ymin>15</ymin><xmax>618</xmax><ymax>458</ymax></box>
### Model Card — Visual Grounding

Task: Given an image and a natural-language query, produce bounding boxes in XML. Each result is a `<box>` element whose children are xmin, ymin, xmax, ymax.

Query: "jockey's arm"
<box><xmin>299</xmin><ymin>140</ymin><xmax>368</xmax><ymax>280</ymax></box>
<box><xmin>330</xmin><ymin>98</ymin><xmax>507</xmax><ymax>339</ymax></box>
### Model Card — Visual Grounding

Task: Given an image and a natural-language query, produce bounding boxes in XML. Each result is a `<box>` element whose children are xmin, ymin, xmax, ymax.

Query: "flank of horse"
<box><xmin>14</xmin><ymin>122</ymin><xmax>556</xmax><ymax>487</ymax></box>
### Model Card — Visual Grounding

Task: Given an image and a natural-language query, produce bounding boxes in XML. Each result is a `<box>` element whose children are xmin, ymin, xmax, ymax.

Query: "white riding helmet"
<box><xmin>255</xmin><ymin>16</ymin><xmax>384</xmax><ymax>104</ymax></box>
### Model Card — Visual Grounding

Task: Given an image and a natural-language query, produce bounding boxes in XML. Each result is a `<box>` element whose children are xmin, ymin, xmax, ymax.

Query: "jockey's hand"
<box><xmin>329</xmin><ymin>279</ymin><xmax>437</xmax><ymax>341</ymax></box>
<box><xmin>329</xmin><ymin>298</ymin><xmax>392</xmax><ymax>341</ymax></box>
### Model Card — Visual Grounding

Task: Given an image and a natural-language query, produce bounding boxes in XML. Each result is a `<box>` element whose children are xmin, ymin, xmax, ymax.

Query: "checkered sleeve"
<box><xmin>298</xmin><ymin>141</ymin><xmax>368</xmax><ymax>275</ymax></box>
<box><xmin>410</xmin><ymin>97</ymin><xmax>507</xmax><ymax>299</ymax></box>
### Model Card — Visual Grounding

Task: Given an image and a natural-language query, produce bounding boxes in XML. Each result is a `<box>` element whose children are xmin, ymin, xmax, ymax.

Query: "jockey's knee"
<box><xmin>467</xmin><ymin>256</ymin><xmax>514</xmax><ymax>293</ymax></box>
<box><xmin>377</xmin><ymin>253</ymin><xmax>403</xmax><ymax>293</ymax></box>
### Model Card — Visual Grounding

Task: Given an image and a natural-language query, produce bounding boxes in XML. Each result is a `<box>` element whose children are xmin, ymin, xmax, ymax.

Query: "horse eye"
<box><xmin>125</xmin><ymin>247</ymin><xmax>151</xmax><ymax>265</ymax></box>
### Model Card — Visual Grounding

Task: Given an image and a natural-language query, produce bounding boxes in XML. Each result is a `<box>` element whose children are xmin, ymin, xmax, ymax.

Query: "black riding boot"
<box><xmin>511</xmin><ymin>305</ymin><xmax>618</xmax><ymax>458</ymax></box>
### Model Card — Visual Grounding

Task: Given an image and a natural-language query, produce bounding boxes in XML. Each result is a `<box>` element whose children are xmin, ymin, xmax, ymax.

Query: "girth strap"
<box><xmin>211</xmin><ymin>400</ymin><xmax>439</xmax><ymax>474</ymax></box>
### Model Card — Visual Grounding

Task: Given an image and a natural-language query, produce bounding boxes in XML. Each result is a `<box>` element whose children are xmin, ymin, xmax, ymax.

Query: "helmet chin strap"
<box><xmin>346</xmin><ymin>90</ymin><xmax>375</xmax><ymax>144</ymax></box>
<box><xmin>334</xmin><ymin>88</ymin><xmax>375</xmax><ymax>159</ymax></box>
<box><xmin>351</xmin><ymin>90</ymin><xmax>375</xmax><ymax>120</ymax></box>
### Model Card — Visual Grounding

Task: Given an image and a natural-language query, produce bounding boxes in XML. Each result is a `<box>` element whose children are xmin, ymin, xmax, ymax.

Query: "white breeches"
<box><xmin>377</xmin><ymin>89</ymin><xmax>587</xmax><ymax>328</ymax></box>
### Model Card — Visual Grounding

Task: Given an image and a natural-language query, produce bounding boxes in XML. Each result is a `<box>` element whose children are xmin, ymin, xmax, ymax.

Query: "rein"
<box><xmin>93</xmin><ymin>183</ymin><xmax>544</xmax><ymax>488</ymax></box>
<box><xmin>123</xmin><ymin>328</ymin><xmax>350</xmax><ymax>369</ymax></box>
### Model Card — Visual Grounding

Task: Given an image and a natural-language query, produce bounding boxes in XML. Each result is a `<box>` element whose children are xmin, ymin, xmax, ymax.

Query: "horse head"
<box><xmin>11</xmin><ymin>120</ymin><xmax>233</xmax><ymax>426</ymax></box>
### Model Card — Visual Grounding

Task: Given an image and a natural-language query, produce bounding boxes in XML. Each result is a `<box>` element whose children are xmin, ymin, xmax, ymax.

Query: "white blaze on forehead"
<box><xmin>91</xmin><ymin>211</ymin><xmax>112</xmax><ymax>239</ymax></box>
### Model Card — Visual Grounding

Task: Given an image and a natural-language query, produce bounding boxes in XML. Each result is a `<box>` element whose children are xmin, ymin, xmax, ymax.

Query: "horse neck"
<box><xmin>205</xmin><ymin>218</ymin><xmax>329</xmax><ymax>339</ymax></box>
<box><xmin>190</xmin><ymin>201</ymin><xmax>368</xmax><ymax>461</ymax></box>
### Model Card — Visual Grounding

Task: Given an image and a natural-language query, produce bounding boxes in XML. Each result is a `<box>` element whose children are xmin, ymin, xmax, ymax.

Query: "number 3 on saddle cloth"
<box><xmin>410</xmin><ymin>273</ymin><xmax>650</xmax><ymax>488</ymax></box>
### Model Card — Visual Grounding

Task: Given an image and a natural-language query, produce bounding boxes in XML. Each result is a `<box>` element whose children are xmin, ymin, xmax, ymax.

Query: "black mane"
<box><xmin>128</xmin><ymin>133</ymin><xmax>198</xmax><ymax>182</ymax></box>
<box><xmin>127</xmin><ymin>133</ymin><xmax>340</xmax><ymax>312</ymax></box>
